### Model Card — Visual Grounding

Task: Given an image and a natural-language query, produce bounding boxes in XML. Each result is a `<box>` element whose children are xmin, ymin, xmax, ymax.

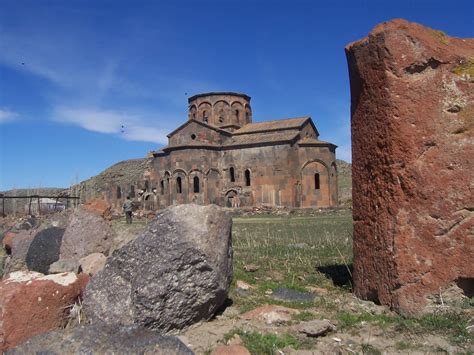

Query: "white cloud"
<box><xmin>53</xmin><ymin>106</ymin><xmax>168</xmax><ymax>144</ymax></box>
<box><xmin>0</xmin><ymin>109</ymin><xmax>19</xmax><ymax>123</ymax></box>
<box><xmin>122</xmin><ymin>126</ymin><xmax>168</xmax><ymax>144</ymax></box>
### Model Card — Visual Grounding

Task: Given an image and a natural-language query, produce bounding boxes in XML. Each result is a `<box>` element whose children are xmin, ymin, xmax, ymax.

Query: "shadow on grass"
<box><xmin>316</xmin><ymin>264</ymin><xmax>353</xmax><ymax>289</ymax></box>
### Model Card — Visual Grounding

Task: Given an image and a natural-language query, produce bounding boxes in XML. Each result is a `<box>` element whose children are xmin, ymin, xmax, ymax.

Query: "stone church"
<box><xmin>131</xmin><ymin>92</ymin><xmax>338</xmax><ymax>209</ymax></box>
<box><xmin>104</xmin><ymin>92</ymin><xmax>337</xmax><ymax>210</ymax></box>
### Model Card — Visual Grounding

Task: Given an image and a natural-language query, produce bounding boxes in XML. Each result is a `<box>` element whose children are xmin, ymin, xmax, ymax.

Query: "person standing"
<box><xmin>123</xmin><ymin>196</ymin><xmax>133</xmax><ymax>224</ymax></box>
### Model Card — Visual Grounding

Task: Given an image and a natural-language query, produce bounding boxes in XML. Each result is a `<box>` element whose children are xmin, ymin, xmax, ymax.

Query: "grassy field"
<box><xmin>230</xmin><ymin>211</ymin><xmax>353</xmax><ymax>312</ymax></box>
<box><xmin>225</xmin><ymin>210</ymin><xmax>473</xmax><ymax>353</ymax></box>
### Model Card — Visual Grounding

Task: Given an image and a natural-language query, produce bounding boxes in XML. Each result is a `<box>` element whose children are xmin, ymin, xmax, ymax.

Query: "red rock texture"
<box><xmin>83</xmin><ymin>197</ymin><xmax>112</xmax><ymax>220</ymax></box>
<box><xmin>346</xmin><ymin>19</ymin><xmax>474</xmax><ymax>314</ymax></box>
<box><xmin>0</xmin><ymin>271</ymin><xmax>89</xmax><ymax>351</ymax></box>
<box><xmin>2</xmin><ymin>232</ymin><xmax>15</xmax><ymax>252</ymax></box>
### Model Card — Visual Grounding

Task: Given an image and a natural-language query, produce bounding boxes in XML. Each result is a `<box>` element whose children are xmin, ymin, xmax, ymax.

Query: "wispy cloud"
<box><xmin>53</xmin><ymin>107</ymin><xmax>168</xmax><ymax>143</ymax></box>
<box><xmin>0</xmin><ymin>109</ymin><xmax>19</xmax><ymax>124</ymax></box>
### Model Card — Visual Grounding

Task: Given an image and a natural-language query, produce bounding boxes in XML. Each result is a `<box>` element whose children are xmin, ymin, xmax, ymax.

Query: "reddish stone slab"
<box><xmin>0</xmin><ymin>271</ymin><xmax>89</xmax><ymax>351</ymax></box>
<box><xmin>346</xmin><ymin>19</ymin><xmax>474</xmax><ymax>314</ymax></box>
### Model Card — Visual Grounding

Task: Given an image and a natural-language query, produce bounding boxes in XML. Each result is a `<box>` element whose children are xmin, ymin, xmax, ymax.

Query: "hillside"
<box><xmin>336</xmin><ymin>159</ymin><xmax>352</xmax><ymax>206</ymax></box>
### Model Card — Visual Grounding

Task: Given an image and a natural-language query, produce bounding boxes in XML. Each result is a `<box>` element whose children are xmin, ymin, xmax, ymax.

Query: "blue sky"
<box><xmin>0</xmin><ymin>0</ymin><xmax>472</xmax><ymax>190</ymax></box>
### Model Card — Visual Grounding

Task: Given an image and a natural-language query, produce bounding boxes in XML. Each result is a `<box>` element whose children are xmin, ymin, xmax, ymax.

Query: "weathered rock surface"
<box><xmin>83</xmin><ymin>197</ymin><xmax>112</xmax><ymax>220</ymax></box>
<box><xmin>60</xmin><ymin>207</ymin><xmax>115</xmax><ymax>259</ymax></box>
<box><xmin>293</xmin><ymin>319</ymin><xmax>336</xmax><ymax>337</ymax></box>
<box><xmin>346</xmin><ymin>19</ymin><xmax>474</xmax><ymax>314</ymax></box>
<box><xmin>26</xmin><ymin>227</ymin><xmax>64</xmax><ymax>274</ymax></box>
<box><xmin>83</xmin><ymin>204</ymin><xmax>233</xmax><ymax>332</ymax></box>
<box><xmin>2</xmin><ymin>231</ymin><xmax>35</xmax><ymax>274</ymax></box>
<box><xmin>79</xmin><ymin>252</ymin><xmax>107</xmax><ymax>276</ymax></box>
<box><xmin>240</xmin><ymin>305</ymin><xmax>300</xmax><ymax>324</ymax></box>
<box><xmin>0</xmin><ymin>271</ymin><xmax>88</xmax><ymax>351</ymax></box>
<box><xmin>48</xmin><ymin>259</ymin><xmax>80</xmax><ymax>274</ymax></box>
<box><xmin>6</xmin><ymin>324</ymin><xmax>193</xmax><ymax>354</ymax></box>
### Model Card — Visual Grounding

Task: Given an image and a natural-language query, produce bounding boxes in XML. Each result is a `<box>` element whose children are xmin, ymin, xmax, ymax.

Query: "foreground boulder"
<box><xmin>346</xmin><ymin>19</ymin><xmax>474</xmax><ymax>314</ymax></box>
<box><xmin>6</xmin><ymin>324</ymin><xmax>193</xmax><ymax>354</ymax></box>
<box><xmin>26</xmin><ymin>227</ymin><xmax>65</xmax><ymax>274</ymax></box>
<box><xmin>83</xmin><ymin>204</ymin><xmax>232</xmax><ymax>332</ymax></box>
<box><xmin>0</xmin><ymin>271</ymin><xmax>88</xmax><ymax>351</ymax></box>
<box><xmin>60</xmin><ymin>207</ymin><xmax>115</xmax><ymax>259</ymax></box>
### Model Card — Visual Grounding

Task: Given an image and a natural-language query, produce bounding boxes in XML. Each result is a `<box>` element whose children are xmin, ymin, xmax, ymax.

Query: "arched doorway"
<box><xmin>225</xmin><ymin>190</ymin><xmax>239</xmax><ymax>208</ymax></box>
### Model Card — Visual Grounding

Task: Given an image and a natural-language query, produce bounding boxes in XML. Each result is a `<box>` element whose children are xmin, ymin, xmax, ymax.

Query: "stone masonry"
<box><xmin>346</xmin><ymin>19</ymin><xmax>473</xmax><ymax>314</ymax></box>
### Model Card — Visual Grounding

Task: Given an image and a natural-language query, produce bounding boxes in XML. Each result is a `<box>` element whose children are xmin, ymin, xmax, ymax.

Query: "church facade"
<box><xmin>138</xmin><ymin>92</ymin><xmax>338</xmax><ymax>209</ymax></box>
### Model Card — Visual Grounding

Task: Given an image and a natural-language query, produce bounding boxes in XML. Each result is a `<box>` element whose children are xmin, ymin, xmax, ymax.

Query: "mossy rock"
<box><xmin>452</xmin><ymin>59</ymin><xmax>474</xmax><ymax>77</ymax></box>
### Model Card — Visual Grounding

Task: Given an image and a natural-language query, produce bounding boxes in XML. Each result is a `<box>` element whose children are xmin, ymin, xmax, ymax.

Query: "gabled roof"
<box><xmin>225</xmin><ymin>130</ymin><xmax>300</xmax><ymax>147</ymax></box>
<box><xmin>166</xmin><ymin>119</ymin><xmax>231</xmax><ymax>138</ymax></box>
<box><xmin>297</xmin><ymin>137</ymin><xmax>338</xmax><ymax>148</ymax></box>
<box><xmin>233</xmin><ymin>116</ymin><xmax>316</xmax><ymax>135</ymax></box>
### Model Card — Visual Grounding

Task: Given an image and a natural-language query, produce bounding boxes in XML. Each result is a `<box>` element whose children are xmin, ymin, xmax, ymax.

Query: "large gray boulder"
<box><xmin>83</xmin><ymin>204</ymin><xmax>232</xmax><ymax>332</ymax></box>
<box><xmin>6</xmin><ymin>324</ymin><xmax>193</xmax><ymax>354</ymax></box>
<box><xmin>60</xmin><ymin>207</ymin><xmax>115</xmax><ymax>259</ymax></box>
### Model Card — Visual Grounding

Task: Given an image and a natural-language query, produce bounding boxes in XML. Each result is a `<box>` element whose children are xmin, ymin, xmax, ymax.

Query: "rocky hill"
<box><xmin>336</xmin><ymin>159</ymin><xmax>352</xmax><ymax>206</ymax></box>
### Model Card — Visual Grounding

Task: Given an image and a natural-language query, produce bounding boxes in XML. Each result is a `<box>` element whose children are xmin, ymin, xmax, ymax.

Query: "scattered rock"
<box><xmin>211</xmin><ymin>344</ymin><xmax>250</xmax><ymax>355</ymax></box>
<box><xmin>236</xmin><ymin>280</ymin><xmax>254</xmax><ymax>290</ymax></box>
<box><xmin>346</xmin><ymin>19</ymin><xmax>474</xmax><ymax>314</ymax></box>
<box><xmin>270</xmin><ymin>287</ymin><xmax>316</xmax><ymax>303</ymax></box>
<box><xmin>26</xmin><ymin>227</ymin><xmax>65</xmax><ymax>274</ymax></box>
<box><xmin>0</xmin><ymin>271</ymin><xmax>89</xmax><ymax>351</ymax></box>
<box><xmin>244</xmin><ymin>264</ymin><xmax>259</xmax><ymax>272</ymax></box>
<box><xmin>2</xmin><ymin>232</ymin><xmax>15</xmax><ymax>253</ymax></box>
<box><xmin>79</xmin><ymin>252</ymin><xmax>107</xmax><ymax>276</ymax></box>
<box><xmin>60</xmin><ymin>207</ymin><xmax>115</xmax><ymax>259</ymax></box>
<box><xmin>6</xmin><ymin>324</ymin><xmax>193</xmax><ymax>354</ymax></box>
<box><xmin>2</xmin><ymin>231</ymin><xmax>35</xmax><ymax>274</ymax></box>
<box><xmin>240</xmin><ymin>304</ymin><xmax>299</xmax><ymax>324</ymax></box>
<box><xmin>294</xmin><ymin>319</ymin><xmax>336</xmax><ymax>337</ymax></box>
<box><xmin>83</xmin><ymin>204</ymin><xmax>233</xmax><ymax>332</ymax></box>
<box><xmin>15</xmin><ymin>216</ymin><xmax>37</xmax><ymax>231</ymax></box>
<box><xmin>83</xmin><ymin>198</ymin><xmax>112</xmax><ymax>220</ymax></box>
<box><xmin>48</xmin><ymin>259</ymin><xmax>80</xmax><ymax>274</ymax></box>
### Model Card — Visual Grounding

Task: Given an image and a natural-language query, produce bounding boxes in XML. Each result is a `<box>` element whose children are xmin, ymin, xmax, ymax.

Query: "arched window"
<box><xmin>130</xmin><ymin>185</ymin><xmax>135</xmax><ymax>198</ymax></box>
<box><xmin>203</xmin><ymin>111</ymin><xmax>208</xmax><ymax>122</ymax></box>
<box><xmin>116</xmin><ymin>186</ymin><xmax>122</xmax><ymax>199</ymax></box>
<box><xmin>144</xmin><ymin>180</ymin><xmax>150</xmax><ymax>192</ymax></box>
<box><xmin>235</xmin><ymin>109</ymin><xmax>239</xmax><ymax>119</ymax></box>
<box><xmin>314</xmin><ymin>173</ymin><xmax>320</xmax><ymax>190</ymax></box>
<box><xmin>245</xmin><ymin>169</ymin><xmax>251</xmax><ymax>186</ymax></box>
<box><xmin>193</xmin><ymin>176</ymin><xmax>200</xmax><ymax>193</ymax></box>
<box><xmin>160</xmin><ymin>180</ymin><xmax>164</xmax><ymax>195</ymax></box>
<box><xmin>176</xmin><ymin>177</ymin><xmax>182</xmax><ymax>194</ymax></box>
<box><xmin>229</xmin><ymin>167</ymin><xmax>235</xmax><ymax>182</ymax></box>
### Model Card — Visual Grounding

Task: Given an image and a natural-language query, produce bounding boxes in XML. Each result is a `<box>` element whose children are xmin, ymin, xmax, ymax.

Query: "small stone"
<box><xmin>244</xmin><ymin>264</ymin><xmax>259</xmax><ymax>272</ymax></box>
<box><xmin>294</xmin><ymin>319</ymin><xmax>336</xmax><ymax>337</ymax></box>
<box><xmin>270</xmin><ymin>287</ymin><xmax>315</xmax><ymax>303</ymax></box>
<box><xmin>240</xmin><ymin>304</ymin><xmax>299</xmax><ymax>324</ymax></box>
<box><xmin>48</xmin><ymin>259</ymin><xmax>80</xmax><ymax>274</ymax></box>
<box><xmin>236</xmin><ymin>280</ymin><xmax>254</xmax><ymax>290</ymax></box>
<box><xmin>79</xmin><ymin>253</ymin><xmax>106</xmax><ymax>276</ymax></box>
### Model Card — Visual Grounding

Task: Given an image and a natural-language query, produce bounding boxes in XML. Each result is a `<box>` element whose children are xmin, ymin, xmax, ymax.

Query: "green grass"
<box><xmin>231</xmin><ymin>211</ymin><xmax>353</xmax><ymax>311</ymax></box>
<box><xmin>337</xmin><ymin>311</ymin><xmax>473</xmax><ymax>346</ymax></box>
<box><xmin>224</xmin><ymin>329</ymin><xmax>309</xmax><ymax>354</ymax></box>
